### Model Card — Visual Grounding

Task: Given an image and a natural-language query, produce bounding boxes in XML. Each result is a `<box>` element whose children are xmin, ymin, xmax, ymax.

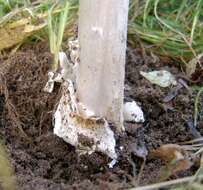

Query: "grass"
<box><xmin>0</xmin><ymin>0</ymin><xmax>50</xmax><ymax>20</ymax></box>
<box><xmin>0</xmin><ymin>0</ymin><xmax>31</xmax><ymax>17</ymax></box>
<box><xmin>128</xmin><ymin>0</ymin><xmax>203</xmax><ymax>63</ymax></box>
<box><xmin>0</xmin><ymin>0</ymin><xmax>202</xmax><ymax>65</ymax></box>
<box><xmin>0</xmin><ymin>0</ymin><xmax>201</xmax><ymax>62</ymax></box>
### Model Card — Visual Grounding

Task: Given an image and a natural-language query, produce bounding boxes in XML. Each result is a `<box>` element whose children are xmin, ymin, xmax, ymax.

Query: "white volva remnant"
<box><xmin>54</xmin><ymin>80</ymin><xmax>117</xmax><ymax>159</ymax></box>
<box><xmin>123</xmin><ymin>101</ymin><xmax>145</xmax><ymax>123</ymax></box>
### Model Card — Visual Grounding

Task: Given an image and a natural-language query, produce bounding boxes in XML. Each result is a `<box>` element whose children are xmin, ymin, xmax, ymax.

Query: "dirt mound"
<box><xmin>0</xmin><ymin>43</ymin><xmax>200</xmax><ymax>189</ymax></box>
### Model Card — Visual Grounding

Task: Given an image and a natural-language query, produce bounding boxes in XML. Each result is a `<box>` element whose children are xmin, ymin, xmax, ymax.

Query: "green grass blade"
<box><xmin>48</xmin><ymin>4</ymin><xmax>56</xmax><ymax>55</ymax></box>
<box><xmin>143</xmin><ymin>0</ymin><xmax>152</xmax><ymax>28</ymax></box>
<box><xmin>190</xmin><ymin>0</ymin><xmax>202</xmax><ymax>44</ymax></box>
<box><xmin>56</xmin><ymin>1</ymin><xmax>70</xmax><ymax>54</ymax></box>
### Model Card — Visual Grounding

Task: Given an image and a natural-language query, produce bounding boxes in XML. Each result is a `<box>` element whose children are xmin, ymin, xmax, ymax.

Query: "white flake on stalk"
<box><xmin>92</xmin><ymin>26</ymin><xmax>103</xmax><ymax>37</ymax></box>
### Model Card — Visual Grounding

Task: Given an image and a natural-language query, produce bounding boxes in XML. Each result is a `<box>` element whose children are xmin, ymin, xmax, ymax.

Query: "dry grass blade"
<box><xmin>180</xmin><ymin>138</ymin><xmax>203</xmax><ymax>145</ymax></box>
<box><xmin>128</xmin><ymin>175</ymin><xmax>203</xmax><ymax>190</ymax></box>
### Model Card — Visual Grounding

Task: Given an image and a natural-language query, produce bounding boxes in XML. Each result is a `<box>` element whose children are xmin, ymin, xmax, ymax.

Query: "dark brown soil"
<box><xmin>0</xmin><ymin>43</ymin><xmax>202</xmax><ymax>190</ymax></box>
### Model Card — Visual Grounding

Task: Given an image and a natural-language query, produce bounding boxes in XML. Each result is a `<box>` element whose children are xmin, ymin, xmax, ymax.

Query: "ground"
<box><xmin>0</xmin><ymin>42</ymin><xmax>202</xmax><ymax>190</ymax></box>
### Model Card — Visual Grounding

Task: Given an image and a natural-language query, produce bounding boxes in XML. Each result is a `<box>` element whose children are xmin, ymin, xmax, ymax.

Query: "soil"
<box><xmin>0</xmin><ymin>43</ymin><xmax>202</xmax><ymax>190</ymax></box>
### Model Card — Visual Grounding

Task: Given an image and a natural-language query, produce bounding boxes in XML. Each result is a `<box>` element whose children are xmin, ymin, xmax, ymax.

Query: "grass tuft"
<box><xmin>128</xmin><ymin>0</ymin><xmax>203</xmax><ymax>63</ymax></box>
